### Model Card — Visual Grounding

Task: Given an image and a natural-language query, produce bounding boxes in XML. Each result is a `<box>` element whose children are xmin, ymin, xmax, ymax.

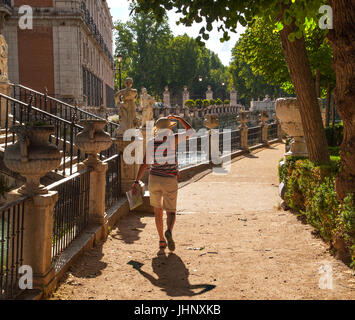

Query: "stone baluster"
<box><xmin>260</xmin><ymin>110</ymin><xmax>269</xmax><ymax>145</ymax></box>
<box><xmin>75</xmin><ymin>119</ymin><xmax>112</xmax><ymax>241</ymax></box>
<box><xmin>237</xmin><ymin>111</ymin><xmax>249</xmax><ymax>150</ymax></box>
<box><xmin>183</xmin><ymin>106</ymin><xmax>189</xmax><ymax>118</ymax></box>
<box><xmin>204</xmin><ymin>115</ymin><xmax>219</xmax><ymax>163</ymax></box>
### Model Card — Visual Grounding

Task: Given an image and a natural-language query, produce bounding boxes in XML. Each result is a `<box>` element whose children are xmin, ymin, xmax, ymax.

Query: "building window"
<box><xmin>83</xmin><ymin>66</ymin><xmax>105</xmax><ymax>107</ymax></box>
<box><xmin>106</xmin><ymin>84</ymin><xmax>115</xmax><ymax>108</ymax></box>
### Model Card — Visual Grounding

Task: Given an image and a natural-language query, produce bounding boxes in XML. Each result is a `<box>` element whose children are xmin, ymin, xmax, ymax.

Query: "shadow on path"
<box><xmin>244</xmin><ymin>153</ymin><xmax>259</xmax><ymax>159</ymax></box>
<box><xmin>128</xmin><ymin>252</ymin><xmax>216</xmax><ymax>297</ymax></box>
<box><xmin>112</xmin><ymin>213</ymin><xmax>147</xmax><ymax>244</ymax></box>
<box><xmin>64</xmin><ymin>242</ymin><xmax>107</xmax><ymax>279</ymax></box>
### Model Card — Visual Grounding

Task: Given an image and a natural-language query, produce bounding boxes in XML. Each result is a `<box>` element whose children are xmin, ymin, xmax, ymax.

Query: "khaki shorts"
<box><xmin>148</xmin><ymin>174</ymin><xmax>178</xmax><ymax>212</ymax></box>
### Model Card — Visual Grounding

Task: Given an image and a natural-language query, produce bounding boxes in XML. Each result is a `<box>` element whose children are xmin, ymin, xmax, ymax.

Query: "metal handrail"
<box><xmin>0</xmin><ymin>92</ymin><xmax>83</xmax><ymax>130</ymax></box>
<box><xmin>10</xmin><ymin>83</ymin><xmax>118</xmax><ymax>130</ymax></box>
<box><xmin>47</xmin><ymin>167</ymin><xmax>92</xmax><ymax>191</ymax></box>
<box><xmin>0</xmin><ymin>195</ymin><xmax>27</xmax><ymax>212</ymax></box>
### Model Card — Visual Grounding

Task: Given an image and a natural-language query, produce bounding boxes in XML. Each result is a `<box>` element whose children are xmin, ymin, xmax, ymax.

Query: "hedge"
<box><xmin>279</xmin><ymin>156</ymin><xmax>355</xmax><ymax>267</ymax></box>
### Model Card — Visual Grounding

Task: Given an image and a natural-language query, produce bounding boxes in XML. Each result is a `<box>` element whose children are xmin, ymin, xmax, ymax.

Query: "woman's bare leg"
<box><xmin>166</xmin><ymin>211</ymin><xmax>176</xmax><ymax>232</ymax></box>
<box><xmin>154</xmin><ymin>207</ymin><xmax>165</xmax><ymax>241</ymax></box>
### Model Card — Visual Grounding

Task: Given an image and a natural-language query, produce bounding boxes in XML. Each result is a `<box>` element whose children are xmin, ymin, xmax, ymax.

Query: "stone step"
<box><xmin>0</xmin><ymin>133</ymin><xmax>17</xmax><ymax>144</ymax></box>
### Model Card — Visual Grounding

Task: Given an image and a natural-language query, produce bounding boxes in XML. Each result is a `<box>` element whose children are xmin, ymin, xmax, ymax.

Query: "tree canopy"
<box><xmin>114</xmin><ymin>8</ymin><xmax>230</xmax><ymax>102</ymax></box>
<box><xmin>235</xmin><ymin>16</ymin><xmax>334</xmax><ymax>96</ymax></box>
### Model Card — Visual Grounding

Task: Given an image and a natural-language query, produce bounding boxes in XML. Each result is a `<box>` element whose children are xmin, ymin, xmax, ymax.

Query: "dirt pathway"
<box><xmin>51</xmin><ymin>144</ymin><xmax>355</xmax><ymax>300</ymax></box>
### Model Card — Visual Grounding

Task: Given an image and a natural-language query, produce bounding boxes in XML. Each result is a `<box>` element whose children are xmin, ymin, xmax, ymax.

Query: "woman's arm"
<box><xmin>168</xmin><ymin>115</ymin><xmax>194</xmax><ymax>146</ymax></box>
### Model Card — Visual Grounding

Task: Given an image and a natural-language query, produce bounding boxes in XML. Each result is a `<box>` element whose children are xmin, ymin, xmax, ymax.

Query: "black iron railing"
<box><xmin>10</xmin><ymin>84</ymin><xmax>119</xmax><ymax>137</ymax></box>
<box><xmin>248</xmin><ymin>126</ymin><xmax>262</xmax><ymax>147</ymax></box>
<box><xmin>268</xmin><ymin>122</ymin><xmax>278</xmax><ymax>140</ymax></box>
<box><xmin>0</xmin><ymin>196</ymin><xmax>26</xmax><ymax>300</ymax></box>
<box><xmin>0</xmin><ymin>0</ymin><xmax>12</xmax><ymax>8</ymax></box>
<box><xmin>231</xmin><ymin>129</ymin><xmax>241</xmax><ymax>152</ymax></box>
<box><xmin>103</xmin><ymin>154</ymin><xmax>121</xmax><ymax>210</ymax></box>
<box><xmin>218</xmin><ymin>129</ymin><xmax>241</xmax><ymax>155</ymax></box>
<box><xmin>48</xmin><ymin>168</ymin><xmax>91</xmax><ymax>260</ymax></box>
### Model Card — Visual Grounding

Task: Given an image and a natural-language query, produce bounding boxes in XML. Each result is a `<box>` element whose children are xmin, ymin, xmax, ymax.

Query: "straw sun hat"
<box><xmin>154</xmin><ymin>117</ymin><xmax>177</xmax><ymax>134</ymax></box>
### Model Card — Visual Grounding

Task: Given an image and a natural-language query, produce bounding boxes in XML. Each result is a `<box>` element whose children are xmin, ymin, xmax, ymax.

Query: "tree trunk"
<box><xmin>315</xmin><ymin>69</ymin><xmax>321</xmax><ymax>98</ymax></box>
<box><xmin>279</xmin><ymin>19</ymin><xmax>330</xmax><ymax>164</ymax></box>
<box><xmin>325</xmin><ymin>83</ymin><xmax>332</xmax><ymax>128</ymax></box>
<box><xmin>328</xmin><ymin>0</ymin><xmax>355</xmax><ymax>200</ymax></box>
<box><xmin>331</xmin><ymin>100</ymin><xmax>335</xmax><ymax>127</ymax></box>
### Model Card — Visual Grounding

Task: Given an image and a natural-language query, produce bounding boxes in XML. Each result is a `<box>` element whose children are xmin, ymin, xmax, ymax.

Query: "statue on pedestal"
<box><xmin>140</xmin><ymin>87</ymin><xmax>155</xmax><ymax>128</ymax></box>
<box><xmin>114</xmin><ymin>77</ymin><xmax>138</xmax><ymax>137</ymax></box>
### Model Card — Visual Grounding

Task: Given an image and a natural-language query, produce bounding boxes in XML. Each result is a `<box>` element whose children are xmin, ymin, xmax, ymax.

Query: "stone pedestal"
<box><xmin>0</xmin><ymin>80</ymin><xmax>11</xmax><ymax>127</ymax></box>
<box><xmin>78</xmin><ymin>161</ymin><xmax>109</xmax><ymax>241</ymax></box>
<box><xmin>260</xmin><ymin>111</ymin><xmax>269</xmax><ymax>144</ymax></box>
<box><xmin>182</xmin><ymin>86</ymin><xmax>189</xmax><ymax>107</ymax></box>
<box><xmin>237</xmin><ymin>111</ymin><xmax>249</xmax><ymax>150</ymax></box>
<box><xmin>7</xmin><ymin>190</ymin><xmax>58</xmax><ymax>291</ymax></box>
<box><xmin>183</xmin><ymin>106</ymin><xmax>189</xmax><ymax>118</ymax></box>
<box><xmin>261</xmin><ymin>124</ymin><xmax>269</xmax><ymax>144</ymax></box>
<box><xmin>114</xmin><ymin>138</ymin><xmax>139</xmax><ymax>195</ymax></box>
<box><xmin>240</xmin><ymin>125</ymin><xmax>249</xmax><ymax>150</ymax></box>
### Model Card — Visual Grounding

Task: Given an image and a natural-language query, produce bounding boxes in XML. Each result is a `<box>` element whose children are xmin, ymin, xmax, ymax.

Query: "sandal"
<box><xmin>165</xmin><ymin>230</ymin><xmax>175</xmax><ymax>251</ymax></box>
<box><xmin>159</xmin><ymin>240</ymin><xmax>167</xmax><ymax>249</ymax></box>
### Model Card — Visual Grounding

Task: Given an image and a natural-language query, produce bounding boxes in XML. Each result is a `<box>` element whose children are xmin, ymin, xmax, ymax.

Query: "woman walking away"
<box><xmin>132</xmin><ymin>115</ymin><xmax>194</xmax><ymax>251</ymax></box>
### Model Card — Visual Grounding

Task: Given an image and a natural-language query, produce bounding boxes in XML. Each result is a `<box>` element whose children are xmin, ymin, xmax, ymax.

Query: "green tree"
<box><xmin>115</xmin><ymin>11</ymin><xmax>229</xmax><ymax>103</ymax></box>
<box><xmin>114</xmin><ymin>7</ymin><xmax>173</xmax><ymax>95</ymax></box>
<box><xmin>228</xmin><ymin>45</ymin><xmax>286</xmax><ymax>107</ymax></box>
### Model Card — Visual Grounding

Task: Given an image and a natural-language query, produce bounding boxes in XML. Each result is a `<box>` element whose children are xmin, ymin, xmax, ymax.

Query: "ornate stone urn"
<box><xmin>75</xmin><ymin>119</ymin><xmax>112</xmax><ymax>167</ymax></box>
<box><xmin>259</xmin><ymin>110</ymin><xmax>269</xmax><ymax>125</ymax></box>
<box><xmin>275</xmin><ymin>98</ymin><xmax>308</xmax><ymax>157</ymax></box>
<box><xmin>4</xmin><ymin>125</ymin><xmax>62</xmax><ymax>196</ymax></box>
<box><xmin>204</xmin><ymin>114</ymin><xmax>219</xmax><ymax>130</ymax></box>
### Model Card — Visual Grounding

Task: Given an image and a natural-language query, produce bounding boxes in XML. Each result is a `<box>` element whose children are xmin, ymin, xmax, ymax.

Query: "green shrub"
<box><xmin>195</xmin><ymin>99</ymin><xmax>203</xmax><ymax>107</ymax></box>
<box><xmin>184</xmin><ymin>99</ymin><xmax>195</xmax><ymax>109</ymax></box>
<box><xmin>224</xmin><ymin>99</ymin><xmax>230</xmax><ymax>105</ymax></box>
<box><xmin>279</xmin><ymin>157</ymin><xmax>355</xmax><ymax>265</ymax></box>
<box><xmin>328</xmin><ymin>146</ymin><xmax>340</xmax><ymax>157</ymax></box>
<box><xmin>202</xmin><ymin>99</ymin><xmax>210</xmax><ymax>107</ymax></box>
<box><xmin>209</xmin><ymin>99</ymin><xmax>216</xmax><ymax>105</ymax></box>
<box><xmin>216</xmin><ymin>98</ymin><xmax>223</xmax><ymax>105</ymax></box>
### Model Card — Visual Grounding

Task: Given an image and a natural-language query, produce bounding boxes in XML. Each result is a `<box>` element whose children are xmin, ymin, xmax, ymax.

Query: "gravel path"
<box><xmin>51</xmin><ymin>143</ymin><xmax>355</xmax><ymax>300</ymax></box>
